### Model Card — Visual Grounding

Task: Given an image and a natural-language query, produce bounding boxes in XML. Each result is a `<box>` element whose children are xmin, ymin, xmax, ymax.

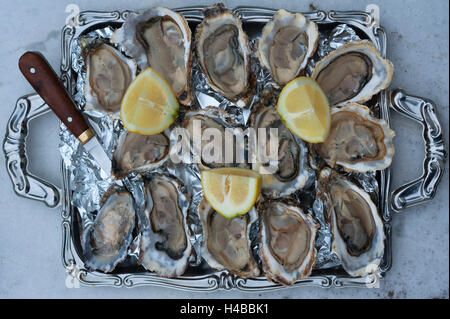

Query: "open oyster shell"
<box><xmin>311</xmin><ymin>40</ymin><xmax>394</xmax><ymax>106</ymax></box>
<box><xmin>197</xmin><ymin>197</ymin><xmax>260</xmax><ymax>278</ymax></box>
<box><xmin>111</xmin><ymin>7</ymin><xmax>193</xmax><ymax>105</ymax></box>
<box><xmin>317</xmin><ymin>169</ymin><xmax>385</xmax><ymax>277</ymax></box>
<box><xmin>181</xmin><ymin>106</ymin><xmax>247</xmax><ymax>169</ymax></box>
<box><xmin>250</xmin><ymin>103</ymin><xmax>313</xmax><ymax>197</ymax></box>
<box><xmin>258</xmin><ymin>199</ymin><xmax>319</xmax><ymax>285</ymax></box>
<box><xmin>112</xmin><ymin>129</ymin><xmax>170</xmax><ymax>178</ymax></box>
<box><xmin>138</xmin><ymin>174</ymin><xmax>192</xmax><ymax>277</ymax></box>
<box><xmin>81</xmin><ymin>187</ymin><xmax>136</xmax><ymax>273</ymax></box>
<box><xmin>315</xmin><ymin>103</ymin><xmax>395</xmax><ymax>172</ymax></box>
<box><xmin>83</xmin><ymin>44</ymin><xmax>137</xmax><ymax>117</ymax></box>
<box><xmin>257</xmin><ymin>9</ymin><xmax>319</xmax><ymax>86</ymax></box>
<box><xmin>195</xmin><ymin>3</ymin><xmax>253</xmax><ymax>107</ymax></box>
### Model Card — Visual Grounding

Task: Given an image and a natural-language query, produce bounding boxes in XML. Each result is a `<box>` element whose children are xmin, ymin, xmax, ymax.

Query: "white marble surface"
<box><xmin>0</xmin><ymin>0</ymin><xmax>448</xmax><ymax>299</ymax></box>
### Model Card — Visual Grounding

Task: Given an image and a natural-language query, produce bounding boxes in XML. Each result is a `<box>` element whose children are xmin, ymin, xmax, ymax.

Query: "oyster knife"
<box><xmin>18</xmin><ymin>51</ymin><xmax>112</xmax><ymax>177</ymax></box>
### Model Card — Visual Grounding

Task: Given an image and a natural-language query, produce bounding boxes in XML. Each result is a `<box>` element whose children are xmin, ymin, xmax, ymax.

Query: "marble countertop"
<box><xmin>0</xmin><ymin>0</ymin><xmax>448</xmax><ymax>299</ymax></box>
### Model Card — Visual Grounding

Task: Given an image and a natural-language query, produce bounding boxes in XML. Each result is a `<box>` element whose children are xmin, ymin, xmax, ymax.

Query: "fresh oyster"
<box><xmin>139</xmin><ymin>174</ymin><xmax>192</xmax><ymax>277</ymax></box>
<box><xmin>311</xmin><ymin>40</ymin><xmax>394</xmax><ymax>106</ymax></box>
<box><xmin>250</xmin><ymin>103</ymin><xmax>312</xmax><ymax>197</ymax></box>
<box><xmin>315</xmin><ymin>103</ymin><xmax>395</xmax><ymax>172</ymax></box>
<box><xmin>84</xmin><ymin>44</ymin><xmax>136</xmax><ymax>116</ymax></box>
<box><xmin>318</xmin><ymin>169</ymin><xmax>385</xmax><ymax>277</ymax></box>
<box><xmin>195</xmin><ymin>3</ymin><xmax>252</xmax><ymax>107</ymax></box>
<box><xmin>112</xmin><ymin>129</ymin><xmax>170</xmax><ymax>177</ymax></box>
<box><xmin>82</xmin><ymin>187</ymin><xmax>136</xmax><ymax>273</ymax></box>
<box><xmin>111</xmin><ymin>7</ymin><xmax>193</xmax><ymax>105</ymax></box>
<box><xmin>181</xmin><ymin>106</ymin><xmax>246</xmax><ymax>169</ymax></box>
<box><xmin>258</xmin><ymin>9</ymin><xmax>319</xmax><ymax>86</ymax></box>
<box><xmin>258</xmin><ymin>199</ymin><xmax>319</xmax><ymax>285</ymax></box>
<box><xmin>197</xmin><ymin>197</ymin><xmax>260</xmax><ymax>278</ymax></box>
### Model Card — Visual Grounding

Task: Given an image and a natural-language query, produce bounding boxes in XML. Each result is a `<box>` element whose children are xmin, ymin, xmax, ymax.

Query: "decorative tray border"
<box><xmin>61</xmin><ymin>5</ymin><xmax>390</xmax><ymax>290</ymax></box>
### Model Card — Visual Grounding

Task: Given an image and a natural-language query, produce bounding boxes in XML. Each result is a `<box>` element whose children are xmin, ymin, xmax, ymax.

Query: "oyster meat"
<box><xmin>318</xmin><ymin>168</ymin><xmax>385</xmax><ymax>277</ymax></box>
<box><xmin>111</xmin><ymin>7</ymin><xmax>193</xmax><ymax>105</ymax></box>
<box><xmin>112</xmin><ymin>130</ymin><xmax>170</xmax><ymax>177</ymax></box>
<box><xmin>312</xmin><ymin>40</ymin><xmax>394</xmax><ymax>106</ymax></box>
<box><xmin>250</xmin><ymin>103</ymin><xmax>312</xmax><ymax>197</ymax></box>
<box><xmin>258</xmin><ymin>199</ymin><xmax>318</xmax><ymax>285</ymax></box>
<box><xmin>315</xmin><ymin>103</ymin><xmax>395</xmax><ymax>172</ymax></box>
<box><xmin>181</xmin><ymin>107</ymin><xmax>246</xmax><ymax>169</ymax></box>
<box><xmin>258</xmin><ymin>9</ymin><xmax>319</xmax><ymax>86</ymax></box>
<box><xmin>197</xmin><ymin>197</ymin><xmax>260</xmax><ymax>278</ymax></box>
<box><xmin>82</xmin><ymin>187</ymin><xmax>136</xmax><ymax>273</ymax></box>
<box><xmin>84</xmin><ymin>44</ymin><xmax>136</xmax><ymax>115</ymax></box>
<box><xmin>139</xmin><ymin>174</ymin><xmax>192</xmax><ymax>277</ymax></box>
<box><xmin>195</xmin><ymin>3</ymin><xmax>252</xmax><ymax>107</ymax></box>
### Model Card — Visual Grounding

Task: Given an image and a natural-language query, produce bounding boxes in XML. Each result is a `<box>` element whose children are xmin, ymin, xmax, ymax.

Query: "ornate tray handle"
<box><xmin>389</xmin><ymin>89</ymin><xmax>447</xmax><ymax>212</ymax></box>
<box><xmin>3</xmin><ymin>94</ymin><xmax>61</xmax><ymax>207</ymax></box>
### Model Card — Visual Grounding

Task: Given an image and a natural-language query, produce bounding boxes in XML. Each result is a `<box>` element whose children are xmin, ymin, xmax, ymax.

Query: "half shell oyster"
<box><xmin>315</xmin><ymin>103</ymin><xmax>395</xmax><ymax>172</ymax></box>
<box><xmin>258</xmin><ymin>9</ymin><xmax>319</xmax><ymax>86</ymax></box>
<box><xmin>311</xmin><ymin>40</ymin><xmax>394</xmax><ymax>106</ymax></box>
<box><xmin>138</xmin><ymin>174</ymin><xmax>192</xmax><ymax>277</ymax></box>
<box><xmin>197</xmin><ymin>197</ymin><xmax>260</xmax><ymax>278</ymax></box>
<box><xmin>82</xmin><ymin>187</ymin><xmax>136</xmax><ymax>273</ymax></box>
<box><xmin>83</xmin><ymin>44</ymin><xmax>137</xmax><ymax>116</ymax></box>
<box><xmin>195</xmin><ymin>3</ymin><xmax>252</xmax><ymax>107</ymax></box>
<box><xmin>111</xmin><ymin>7</ymin><xmax>193</xmax><ymax>105</ymax></box>
<box><xmin>181</xmin><ymin>106</ymin><xmax>246</xmax><ymax>169</ymax></box>
<box><xmin>258</xmin><ymin>199</ymin><xmax>319</xmax><ymax>285</ymax></box>
<box><xmin>317</xmin><ymin>168</ymin><xmax>385</xmax><ymax>277</ymax></box>
<box><xmin>250</xmin><ymin>103</ymin><xmax>312</xmax><ymax>197</ymax></box>
<box><xmin>112</xmin><ymin>129</ymin><xmax>170</xmax><ymax>177</ymax></box>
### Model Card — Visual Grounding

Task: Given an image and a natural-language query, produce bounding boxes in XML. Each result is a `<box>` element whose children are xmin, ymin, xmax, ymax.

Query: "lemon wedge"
<box><xmin>277</xmin><ymin>76</ymin><xmax>331</xmax><ymax>143</ymax></box>
<box><xmin>201</xmin><ymin>167</ymin><xmax>261</xmax><ymax>219</ymax></box>
<box><xmin>120</xmin><ymin>67</ymin><xmax>179</xmax><ymax>135</ymax></box>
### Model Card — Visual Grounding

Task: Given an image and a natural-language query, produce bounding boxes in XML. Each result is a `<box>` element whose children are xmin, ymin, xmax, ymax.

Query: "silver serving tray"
<box><xmin>3</xmin><ymin>5</ymin><xmax>447</xmax><ymax>290</ymax></box>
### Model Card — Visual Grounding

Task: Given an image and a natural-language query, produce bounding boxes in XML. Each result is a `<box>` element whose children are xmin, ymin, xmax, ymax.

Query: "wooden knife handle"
<box><xmin>18</xmin><ymin>51</ymin><xmax>90</xmax><ymax>139</ymax></box>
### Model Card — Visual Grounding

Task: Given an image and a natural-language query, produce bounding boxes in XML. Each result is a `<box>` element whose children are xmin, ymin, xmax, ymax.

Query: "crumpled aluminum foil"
<box><xmin>59</xmin><ymin>22</ymin><xmax>379</xmax><ymax>273</ymax></box>
<box><xmin>319</xmin><ymin>23</ymin><xmax>361</xmax><ymax>57</ymax></box>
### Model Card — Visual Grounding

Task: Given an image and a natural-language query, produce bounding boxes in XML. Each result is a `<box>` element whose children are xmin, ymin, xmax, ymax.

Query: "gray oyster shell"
<box><xmin>82</xmin><ymin>187</ymin><xmax>136</xmax><ymax>273</ymax></box>
<box><xmin>315</xmin><ymin>103</ymin><xmax>395</xmax><ymax>172</ymax></box>
<box><xmin>112</xmin><ymin>129</ymin><xmax>171</xmax><ymax>177</ymax></box>
<box><xmin>111</xmin><ymin>7</ymin><xmax>193</xmax><ymax>105</ymax></box>
<box><xmin>257</xmin><ymin>9</ymin><xmax>319</xmax><ymax>86</ymax></box>
<box><xmin>83</xmin><ymin>43</ymin><xmax>137</xmax><ymax>118</ymax></box>
<box><xmin>258</xmin><ymin>199</ymin><xmax>319</xmax><ymax>285</ymax></box>
<box><xmin>181</xmin><ymin>106</ymin><xmax>247</xmax><ymax>170</ymax></box>
<box><xmin>195</xmin><ymin>3</ymin><xmax>253</xmax><ymax>107</ymax></box>
<box><xmin>250</xmin><ymin>102</ymin><xmax>313</xmax><ymax>197</ymax></box>
<box><xmin>317</xmin><ymin>168</ymin><xmax>385</xmax><ymax>277</ymax></box>
<box><xmin>197</xmin><ymin>197</ymin><xmax>260</xmax><ymax>278</ymax></box>
<box><xmin>138</xmin><ymin>174</ymin><xmax>192</xmax><ymax>277</ymax></box>
<box><xmin>311</xmin><ymin>40</ymin><xmax>394</xmax><ymax>106</ymax></box>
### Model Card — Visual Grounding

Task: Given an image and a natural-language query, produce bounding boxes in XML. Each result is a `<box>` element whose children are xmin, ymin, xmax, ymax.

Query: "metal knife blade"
<box><xmin>83</xmin><ymin>136</ymin><xmax>112</xmax><ymax>177</ymax></box>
